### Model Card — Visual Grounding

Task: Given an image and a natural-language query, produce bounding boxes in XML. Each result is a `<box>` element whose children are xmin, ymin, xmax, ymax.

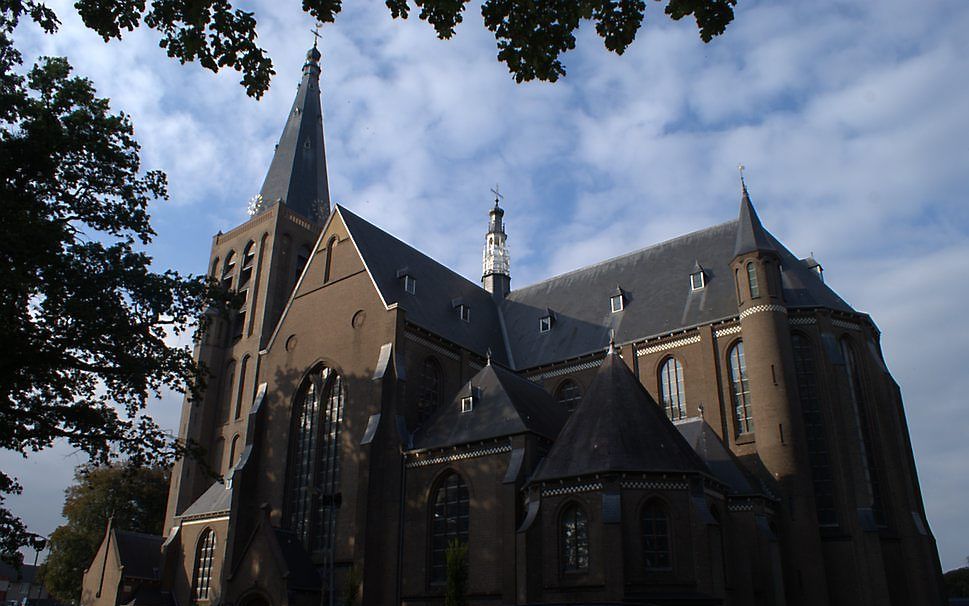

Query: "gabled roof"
<box><xmin>272</xmin><ymin>529</ymin><xmax>323</xmax><ymax>590</ymax></box>
<box><xmin>411</xmin><ymin>362</ymin><xmax>567</xmax><ymax>450</ymax></box>
<box><xmin>675</xmin><ymin>418</ymin><xmax>759</xmax><ymax>495</ymax></box>
<box><xmin>179</xmin><ymin>481</ymin><xmax>231</xmax><ymax>519</ymax></box>
<box><xmin>114</xmin><ymin>531</ymin><xmax>163</xmax><ymax>580</ymax></box>
<box><xmin>532</xmin><ymin>351</ymin><xmax>709</xmax><ymax>483</ymax></box>
<box><xmin>338</xmin><ymin>206</ymin><xmax>508</xmax><ymax>363</ymax></box>
<box><xmin>502</xmin><ymin>217</ymin><xmax>851</xmax><ymax>369</ymax></box>
<box><xmin>257</xmin><ymin>47</ymin><xmax>330</xmax><ymax>224</ymax></box>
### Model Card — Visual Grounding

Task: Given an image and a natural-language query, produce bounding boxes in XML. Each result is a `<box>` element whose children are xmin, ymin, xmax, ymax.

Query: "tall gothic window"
<box><xmin>191</xmin><ymin>529</ymin><xmax>216</xmax><ymax>602</ymax></box>
<box><xmin>791</xmin><ymin>334</ymin><xmax>837</xmax><ymax>525</ymax></box>
<box><xmin>728</xmin><ymin>341</ymin><xmax>753</xmax><ymax>435</ymax></box>
<box><xmin>430</xmin><ymin>472</ymin><xmax>469</xmax><ymax>583</ymax></box>
<box><xmin>659</xmin><ymin>357</ymin><xmax>686</xmax><ymax>420</ymax></box>
<box><xmin>555</xmin><ymin>379</ymin><xmax>582</xmax><ymax>414</ymax></box>
<box><xmin>418</xmin><ymin>357</ymin><xmax>443</xmax><ymax>423</ymax></box>
<box><xmin>287</xmin><ymin>366</ymin><xmax>346</xmax><ymax>552</ymax></box>
<box><xmin>642</xmin><ymin>501</ymin><xmax>672</xmax><ymax>571</ymax></box>
<box><xmin>323</xmin><ymin>236</ymin><xmax>337</xmax><ymax>283</ymax></box>
<box><xmin>234</xmin><ymin>355</ymin><xmax>250</xmax><ymax>420</ymax></box>
<box><xmin>560</xmin><ymin>504</ymin><xmax>589</xmax><ymax>571</ymax></box>
<box><xmin>746</xmin><ymin>262</ymin><xmax>760</xmax><ymax>299</ymax></box>
<box><xmin>840</xmin><ymin>338</ymin><xmax>884</xmax><ymax>525</ymax></box>
<box><xmin>219</xmin><ymin>360</ymin><xmax>235</xmax><ymax>425</ymax></box>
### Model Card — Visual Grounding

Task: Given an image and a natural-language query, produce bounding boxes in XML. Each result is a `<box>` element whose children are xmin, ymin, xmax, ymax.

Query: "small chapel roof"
<box><xmin>531</xmin><ymin>350</ymin><xmax>709</xmax><ymax>483</ymax></box>
<box><xmin>114</xmin><ymin>530</ymin><xmax>164</xmax><ymax>580</ymax></box>
<box><xmin>411</xmin><ymin>361</ymin><xmax>567</xmax><ymax>450</ymax></box>
<box><xmin>178</xmin><ymin>481</ymin><xmax>231</xmax><ymax>519</ymax></box>
<box><xmin>674</xmin><ymin>417</ymin><xmax>760</xmax><ymax>495</ymax></box>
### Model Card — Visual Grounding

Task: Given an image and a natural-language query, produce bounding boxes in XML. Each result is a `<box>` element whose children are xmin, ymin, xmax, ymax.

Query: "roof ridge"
<box><xmin>509</xmin><ymin>219</ymin><xmax>739</xmax><ymax>295</ymax></box>
<box><xmin>337</xmin><ymin>204</ymin><xmax>491</xmax><ymax>295</ymax></box>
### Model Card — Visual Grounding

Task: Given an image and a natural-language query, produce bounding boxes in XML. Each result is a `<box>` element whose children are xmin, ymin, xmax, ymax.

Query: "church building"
<box><xmin>81</xmin><ymin>45</ymin><xmax>946</xmax><ymax>606</ymax></box>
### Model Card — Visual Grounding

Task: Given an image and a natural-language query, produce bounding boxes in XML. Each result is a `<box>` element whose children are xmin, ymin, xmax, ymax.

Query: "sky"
<box><xmin>2</xmin><ymin>0</ymin><xmax>968</xmax><ymax>572</ymax></box>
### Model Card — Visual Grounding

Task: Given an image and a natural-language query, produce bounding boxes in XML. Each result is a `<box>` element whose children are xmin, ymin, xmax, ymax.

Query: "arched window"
<box><xmin>287</xmin><ymin>366</ymin><xmax>346</xmax><ymax>552</ymax></box>
<box><xmin>641</xmin><ymin>501</ymin><xmax>672</xmax><ymax>571</ymax></box>
<box><xmin>728</xmin><ymin>342</ymin><xmax>753</xmax><ymax>434</ymax></box>
<box><xmin>211</xmin><ymin>257</ymin><xmax>220</xmax><ymax>279</ymax></box>
<box><xmin>294</xmin><ymin>244</ymin><xmax>311</xmax><ymax>287</ymax></box>
<box><xmin>746</xmin><ymin>262</ymin><xmax>760</xmax><ymax>299</ymax></box>
<box><xmin>734</xmin><ymin>268</ymin><xmax>742</xmax><ymax>304</ymax></box>
<box><xmin>418</xmin><ymin>357</ymin><xmax>443</xmax><ymax>423</ymax></box>
<box><xmin>239</xmin><ymin>241</ymin><xmax>255</xmax><ymax>290</ymax></box>
<box><xmin>323</xmin><ymin>236</ymin><xmax>338</xmax><ymax>283</ymax></box>
<box><xmin>560</xmin><ymin>504</ymin><xmax>589</xmax><ymax>571</ymax></box>
<box><xmin>234</xmin><ymin>355</ymin><xmax>250</xmax><ymax>420</ymax></box>
<box><xmin>191</xmin><ymin>528</ymin><xmax>216</xmax><ymax>602</ymax></box>
<box><xmin>659</xmin><ymin>357</ymin><xmax>686</xmax><ymax>420</ymax></box>
<box><xmin>228</xmin><ymin>434</ymin><xmax>240</xmax><ymax>470</ymax></box>
<box><xmin>211</xmin><ymin>437</ymin><xmax>225</xmax><ymax>476</ymax></box>
<box><xmin>791</xmin><ymin>334</ymin><xmax>836</xmax><ymax>525</ymax></box>
<box><xmin>555</xmin><ymin>379</ymin><xmax>582</xmax><ymax>413</ymax></box>
<box><xmin>840</xmin><ymin>338</ymin><xmax>884</xmax><ymax>525</ymax></box>
<box><xmin>221</xmin><ymin>250</ymin><xmax>236</xmax><ymax>290</ymax></box>
<box><xmin>220</xmin><ymin>360</ymin><xmax>236</xmax><ymax>425</ymax></box>
<box><xmin>430</xmin><ymin>472</ymin><xmax>469</xmax><ymax>583</ymax></box>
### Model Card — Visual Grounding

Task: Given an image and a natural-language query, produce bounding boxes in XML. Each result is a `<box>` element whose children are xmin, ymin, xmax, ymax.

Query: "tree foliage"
<box><xmin>946</xmin><ymin>565</ymin><xmax>969</xmax><ymax>598</ymax></box>
<box><xmin>445</xmin><ymin>539</ymin><xmax>469</xmax><ymax>606</ymax></box>
<box><xmin>0</xmin><ymin>6</ymin><xmax>215</xmax><ymax>558</ymax></box>
<box><xmin>4</xmin><ymin>0</ymin><xmax>735</xmax><ymax>98</ymax></box>
<box><xmin>39</xmin><ymin>464</ymin><xmax>170</xmax><ymax>603</ymax></box>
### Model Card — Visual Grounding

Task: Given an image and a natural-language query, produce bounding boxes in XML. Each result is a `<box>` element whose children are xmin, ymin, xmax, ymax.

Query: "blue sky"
<box><xmin>3</xmin><ymin>0</ymin><xmax>968</xmax><ymax>571</ymax></box>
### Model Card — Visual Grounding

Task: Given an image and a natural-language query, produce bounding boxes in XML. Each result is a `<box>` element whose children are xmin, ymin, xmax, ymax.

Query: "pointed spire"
<box><xmin>255</xmin><ymin>42</ymin><xmax>331</xmax><ymax>224</ymax></box>
<box><xmin>733</xmin><ymin>168</ymin><xmax>776</xmax><ymax>257</ymax></box>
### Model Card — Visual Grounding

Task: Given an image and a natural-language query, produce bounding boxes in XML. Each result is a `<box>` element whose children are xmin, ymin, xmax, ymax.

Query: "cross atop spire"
<box><xmin>490</xmin><ymin>184</ymin><xmax>503</xmax><ymax>207</ymax></box>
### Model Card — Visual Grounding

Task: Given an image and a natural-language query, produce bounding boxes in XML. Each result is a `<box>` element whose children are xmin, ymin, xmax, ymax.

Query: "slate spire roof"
<box><xmin>411</xmin><ymin>359</ymin><xmax>567</xmax><ymax>450</ymax></box>
<box><xmin>532</xmin><ymin>350</ymin><xmax>709</xmax><ymax>483</ymax></box>
<box><xmin>257</xmin><ymin>45</ymin><xmax>330</xmax><ymax>224</ymax></box>
<box><xmin>733</xmin><ymin>180</ymin><xmax>776</xmax><ymax>257</ymax></box>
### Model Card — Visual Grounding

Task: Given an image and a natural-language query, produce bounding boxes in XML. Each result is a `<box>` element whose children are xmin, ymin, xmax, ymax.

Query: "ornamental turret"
<box><xmin>482</xmin><ymin>194</ymin><xmax>510</xmax><ymax>299</ymax></box>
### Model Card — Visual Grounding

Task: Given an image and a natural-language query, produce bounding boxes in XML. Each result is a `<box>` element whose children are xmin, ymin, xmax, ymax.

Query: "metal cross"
<box><xmin>490</xmin><ymin>184</ymin><xmax>504</xmax><ymax>206</ymax></box>
<box><xmin>738</xmin><ymin>163</ymin><xmax>747</xmax><ymax>189</ymax></box>
<box><xmin>310</xmin><ymin>23</ymin><xmax>322</xmax><ymax>48</ymax></box>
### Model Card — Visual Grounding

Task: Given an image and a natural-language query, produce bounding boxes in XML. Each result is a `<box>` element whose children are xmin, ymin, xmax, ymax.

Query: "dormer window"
<box><xmin>610</xmin><ymin>294</ymin><xmax>624</xmax><ymax>313</ymax></box>
<box><xmin>690</xmin><ymin>270</ymin><xmax>705</xmax><ymax>290</ymax></box>
<box><xmin>539</xmin><ymin>316</ymin><xmax>552</xmax><ymax>333</ymax></box>
<box><xmin>458</xmin><ymin>305</ymin><xmax>471</xmax><ymax>322</ymax></box>
<box><xmin>403</xmin><ymin>274</ymin><xmax>416</xmax><ymax>294</ymax></box>
<box><xmin>461</xmin><ymin>395</ymin><xmax>473</xmax><ymax>413</ymax></box>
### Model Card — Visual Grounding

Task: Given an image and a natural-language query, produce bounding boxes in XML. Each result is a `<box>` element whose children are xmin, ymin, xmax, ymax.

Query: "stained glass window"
<box><xmin>659</xmin><ymin>357</ymin><xmax>686</xmax><ymax>420</ymax></box>
<box><xmin>555</xmin><ymin>380</ymin><xmax>582</xmax><ymax>414</ymax></box>
<box><xmin>728</xmin><ymin>342</ymin><xmax>753</xmax><ymax>434</ymax></box>
<box><xmin>560</xmin><ymin>504</ymin><xmax>589</xmax><ymax>571</ymax></box>
<box><xmin>746</xmin><ymin>262</ymin><xmax>760</xmax><ymax>299</ymax></box>
<box><xmin>191</xmin><ymin>529</ymin><xmax>216</xmax><ymax>602</ymax></box>
<box><xmin>642</xmin><ymin>502</ymin><xmax>672</xmax><ymax>571</ymax></box>
<box><xmin>430</xmin><ymin>473</ymin><xmax>469</xmax><ymax>583</ymax></box>
<box><xmin>792</xmin><ymin>334</ymin><xmax>837</xmax><ymax>525</ymax></box>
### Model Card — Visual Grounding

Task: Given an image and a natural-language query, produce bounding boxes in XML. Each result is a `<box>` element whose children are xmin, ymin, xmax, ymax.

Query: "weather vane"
<box><xmin>490</xmin><ymin>184</ymin><xmax>503</xmax><ymax>206</ymax></box>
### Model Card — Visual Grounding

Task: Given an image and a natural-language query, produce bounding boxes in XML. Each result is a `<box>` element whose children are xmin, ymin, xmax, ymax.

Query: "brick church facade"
<box><xmin>82</xmin><ymin>46</ymin><xmax>945</xmax><ymax>606</ymax></box>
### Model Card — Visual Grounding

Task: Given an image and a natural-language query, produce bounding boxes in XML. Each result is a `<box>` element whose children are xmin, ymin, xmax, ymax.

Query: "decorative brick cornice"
<box><xmin>789</xmin><ymin>316</ymin><xmax>817</xmax><ymax>326</ymax></box>
<box><xmin>832</xmin><ymin>319</ymin><xmax>861</xmax><ymax>331</ymax></box>
<box><xmin>739</xmin><ymin>304</ymin><xmax>788</xmax><ymax>320</ymax></box>
<box><xmin>620</xmin><ymin>480</ymin><xmax>689</xmax><ymax>491</ymax></box>
<box><xmin>541</xmin><ymin>482</ymin><xmax>603</xmax><ymax>497</ymax></box>
<box><xmin>405</xmin><ymin>331</ymin><xmax>460</xmax><ymax>361</ymax></box>
<box><xmin>405</xmin><ymin>443</ymin><xmax>512</xmax><ymax>468</ymax></box>
<box><xmin>528</xmin><ymin>357</ymin><xmax>604</xmax><ymax>382</ymax></box>
<box><xmin>636</xmin><ymin>335</ymin><xmax>701</xmax><ymax>357</ymax></box>
<box><xmin>714</xmin><ymin>325</ymin><xmax>742</xmax><ymax>338</ymax></box>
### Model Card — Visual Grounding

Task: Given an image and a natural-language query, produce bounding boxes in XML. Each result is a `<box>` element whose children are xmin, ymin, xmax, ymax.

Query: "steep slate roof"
<box><xmin>272</xmin><ymin>529</ymin><xmax>323</xmax><ymax>590</ymax></box>
<box><xmin>412</xmin><ymin>362</ymin><xmax>567</xmax><ymax>450</ymax></box>
<box><xmin>734</xmin><ymin>186</ymin><xmax>776</xmax><ymax>256</ymax></box>
<box><xmin>114</xmin><ymin>531</ymin><xmax>163</xmax><ymax>580</ymax></box>
<box><xmin>532</xmin><ymin>351</ymin><xmax>709</xmax><ymax>483</ymax></box>
<box><xmin>179</xmin><ymin>481</ymin><xmax>231</xmax><ymax>518</ymax></box>
<box><xmin>502</xmin><ymin>213</ymin><xmax>852</xmax><ymax>369</ymax></box>
<box><xmin>257</xmin><ymin>47</ymin><xmax>330</xmax><ymax>224</ymax></box>
<box><xmin>339</xmin><ymin>206</ymin><xmax>508</xmax><ymax>363</ymax></box>
<box><xmin>337</xmin><ymin>195</ymin><xmax>851</xmax><ymax>371</ymax></box>
<box><xmin>675</xmin><ymin>418</ymin><xmax>759</xmax><ymax>495</ymax></box>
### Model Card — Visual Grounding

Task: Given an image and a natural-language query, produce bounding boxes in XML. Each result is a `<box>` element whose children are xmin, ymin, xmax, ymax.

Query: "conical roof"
<box><xmin>411</xmin><ymin>362</ymin><xmax>567</xmax><ymax>450</ymax></box>
<box><xmin>256</xmin><ymin>46</ymin><xmax>330</xmax><ymax>223</ymax></box>
<box><xmin>532</xmin><ymin>351</ymin><xmax>708</xmax><ymax>483</ymax></box>
<box><xmin>733</xmin><ymin>184</ymin><xmax>776</xmax><ymax>257</ymax></box>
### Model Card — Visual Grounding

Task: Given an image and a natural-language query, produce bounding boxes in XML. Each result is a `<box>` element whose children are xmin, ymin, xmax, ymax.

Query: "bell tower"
<box><xmin>482</xmin><ymin>191</ymin><xmax>511</xmax><ymax>300</ymax></box>
<box><xmin>163</xmin><ymin>44</ymin><xmax>332</xmax><ymax>533</ymax></box>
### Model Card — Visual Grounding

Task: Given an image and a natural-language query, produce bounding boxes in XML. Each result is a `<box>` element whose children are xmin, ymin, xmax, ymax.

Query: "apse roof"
<box><xmin>412</xmin><ymin>361</ymin><xmax>567</xmax><ymax>450</ymax></box>
<box><xmin>531</xmin><ymin>351</ymin><xmax>710</xmax><ymax>483</ymax></box>
<box><xmin>674</xmin><ymin>418</ymin><xmax>759</xmax><ymax>495</ymax></box>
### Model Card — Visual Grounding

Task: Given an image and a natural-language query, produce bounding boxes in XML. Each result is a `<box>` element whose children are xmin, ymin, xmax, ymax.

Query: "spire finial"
<box><xmin>311</xmin><ymin>22</ymin><xmax>322</xmax><ymax>49</ymax></box>
<box><xmin>738</xmin><ymin>164</ymin><xmax>749</xmax><ymax>200</ymax></box>
<box><xmin>490</xmin><ymin>184</ymin><xmax>503</xmax><ymax>208</ymax></box>
<box><xmin>486</xmin><ymin>348</ymin><xmax>492</xmax><ymax>366</ymax></box>
<box><xmin>608</xmin><ymin>329</ymin><xmax>616</xmax><ymax>355</ymax></box>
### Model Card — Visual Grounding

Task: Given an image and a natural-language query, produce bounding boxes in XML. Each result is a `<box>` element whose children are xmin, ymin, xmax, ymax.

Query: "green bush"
<box><xmin>445</xmin><ymin>539</ymin><xmax>469</xmax><ymax>606</ymax></box>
